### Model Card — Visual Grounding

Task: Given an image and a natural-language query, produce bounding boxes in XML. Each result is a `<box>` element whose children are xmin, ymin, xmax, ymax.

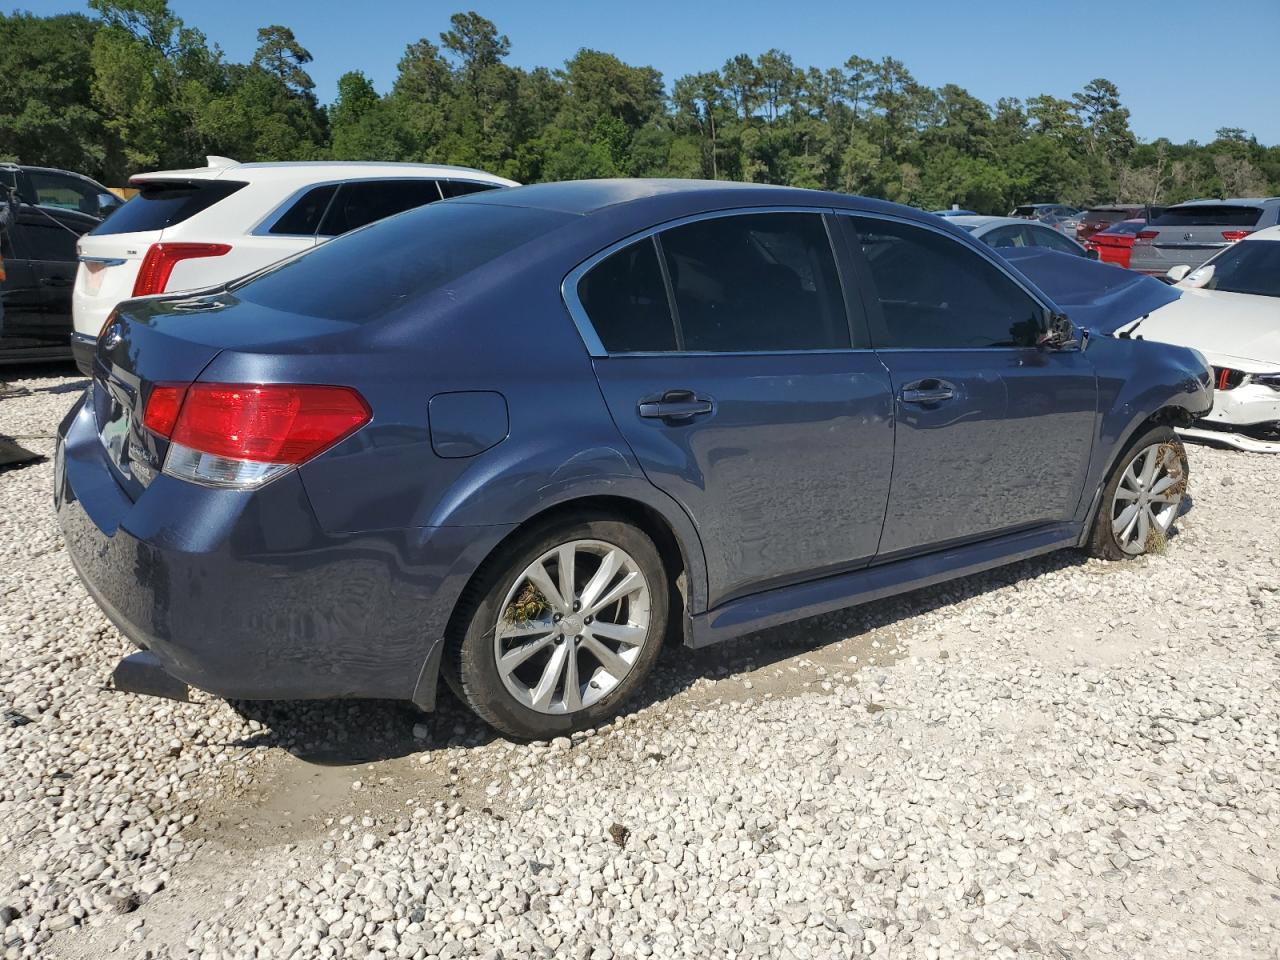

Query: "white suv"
<box><xmin>71</xmin><ymin>158</ymin><xmax>516</xmax><ymax>372</ymax></box>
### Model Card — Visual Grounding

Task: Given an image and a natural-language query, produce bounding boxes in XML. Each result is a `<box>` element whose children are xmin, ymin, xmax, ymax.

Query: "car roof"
<box><xmin>448</xmin><ymin>178</ymin><xmax>922</xmax><ymax>221</ymax></box>
<box><xmin>129</xmin><ymin>158</ymin><xmax>515</xmax><ymax>187</ymax></box>
<box><xmin>7</xmin><ymin>163</ymin><xmax>107</xmax><ymax>186</ymax></box>
<box><xmin>1166</xmin><ymin>197</ymin><xmax>1280</xmax><ymax>208</ymax></box>
<box><xmin>946</xmin><ymin>215</ymin><xmax>1033</xmax><ymax>231</ymax></box>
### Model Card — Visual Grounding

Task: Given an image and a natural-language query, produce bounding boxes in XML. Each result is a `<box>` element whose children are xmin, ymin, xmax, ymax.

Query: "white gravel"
<box><xmin>2</xmin><ymin>366</ymin><xmax>1278</xmax><ymax>960</ymax></box>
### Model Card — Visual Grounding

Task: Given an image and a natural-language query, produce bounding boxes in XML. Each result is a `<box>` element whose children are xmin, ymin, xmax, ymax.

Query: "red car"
<box><xmin>1076</xmin><ymin>204</ymin><xmax>1164</xmax><ymax>243</ymax></box>
<box><xmin>1084</xmin><ymin>219</ymin><xmax>1148</xmax><ymax>268</ymax></box>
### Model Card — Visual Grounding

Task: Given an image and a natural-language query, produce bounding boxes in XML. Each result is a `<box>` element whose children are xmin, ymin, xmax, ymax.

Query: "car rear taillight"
<box><xmin>1136</xmin><ymin>230</ymin><xmax>1158</xmax><ymax>241</ymax></box>
<box><xmin>1221</xmin><ymin>230</ymin><xmax>1253</xmax><ymax>242</ymax></box>
<box><xmin>132</xmin><ymin>243</ymin><xmax>231</xmax><ymax>297</ymax></box>
<box><xmin>143</xmin><ymin>382</ymin><xmax>371</xmax><ymax>487</ymax></box>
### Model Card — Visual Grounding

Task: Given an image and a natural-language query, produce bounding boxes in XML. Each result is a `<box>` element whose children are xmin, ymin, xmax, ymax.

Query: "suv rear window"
<box><xmin>1150</xmin><ymin>205</ymin><xmax>1263</xmax><ymax>228</ymax></box>
<box><xmin>90</xmin><ymin>179</ymin><xmax>247</xmax><ymax>236</ymax></box>
<box><xmin>232</xmin><ymin>201</ymin><xmax>572</xmax><ymax>323</ymax></box>
<box><xmin>1084</xmin><ymin>209</ymin><xmax>1128</xmax><ymax>224</ymax></box>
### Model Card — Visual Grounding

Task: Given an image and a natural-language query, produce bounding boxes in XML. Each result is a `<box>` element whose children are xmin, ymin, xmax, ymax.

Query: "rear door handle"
<box><xmin>638</xmin><ymin>390</ymin><xmax>714</xmax><ymax>421</ymax></box>
<box><xmin>900</xmin><ymin>379</ymin><xmax>956</xmax><ymax>404</ymax></box>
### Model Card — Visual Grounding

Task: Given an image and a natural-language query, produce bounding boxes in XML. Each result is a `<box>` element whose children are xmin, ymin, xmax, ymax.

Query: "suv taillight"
<box><xmin>132</xmin><ymin>243</ymin><xmax>231</xmax><ymax>296</ymax></box>
<box><xmin>1221</xmin><ymin>230</ymin><xmax>1253</xmax><ymax>242</ymax></box>
<box><xmin>143</xmin><ymin>382</ymin><xmax>371</xmax><ymax>487</ymax></box>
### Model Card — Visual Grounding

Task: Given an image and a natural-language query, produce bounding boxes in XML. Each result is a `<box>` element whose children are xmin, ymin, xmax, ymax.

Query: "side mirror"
<box><xmin>1181</xmin><ymin>264</ymin><xmax>1214</xmax><ymax>288</ymax></box>
<box><xmin>1039</xmin><ymin>312</ymin><xmax>1078</xmax><ymax>350</ymax></box>
<box><xmin>1166</xmin><ymin>264</ymin><xmax>1192</xmax><ymax>283</ymax></box>
<box><xmin>96</xmin><ymin>192</ymin><xmax>122</xmax><ymax>217</ymax></box>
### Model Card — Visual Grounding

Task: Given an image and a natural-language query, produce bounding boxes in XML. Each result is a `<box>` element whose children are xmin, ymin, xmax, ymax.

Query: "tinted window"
<box><xmin>26</xmin><ymin>171</ymin><xmax>100</xmax><ymax>215</ymax></box>
<box><xmin>21</xmin><ymin>221</ymin><xmax>79</xmax><ymax>261</ymax></box>
<box><xmin>318</xmin><ymin>179</ymin><xmax>443</xmax><ymax>236</ymax></box>
<box><xmin>233</xmin><ymin>201</ymin><xmax>572</xmax><ymax>323</ymax></box>
<box><xmin>1200</xmin><ymin>241</ymin><xmax>1280</xmax><ymax>298</ymax></box>
<box><xmin>440</xmin><ymin>180</ymin><xmax>501</xmax><ymax>199</ymax></box>
<box><xmin>657</xmin><ymin>213</ymin><xmax>849</xmax><ymax>352</ymax></box>
<box><xmin>1029</xmin><ymin>226</ymin><xmax>1084</xmax><ymax>255</ymax></box>
<box><xmin>1103</xmin><ymin>221</ymin><xmax>1146</xmax><ymax>236</ymax></box>
<box><xmin>1151</xmin><ymin>205</ymin><xmax>1262</xmax><ymax>227</ymax></box>
<box><xmin>852</xmin><ymin>217</ymin><xmax>1043</xmax><ymax>349</ymax></box>
<box><xmin>578</xmin><ymin>239</ymin><xmax>676</xmax><ymax>353</ymax></box>
<box><xmin>92</xmin><ymin>180</ymin><xmax>247</xmax><ymax>236</ymax></box>
<box><xmin>269</xmin><ymin>184</ymin><xmax>337</xmax><ymax>236</ymax></box>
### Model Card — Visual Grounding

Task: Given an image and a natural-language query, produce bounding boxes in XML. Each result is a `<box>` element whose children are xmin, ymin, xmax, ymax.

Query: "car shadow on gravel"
<box><xmin>225</xmin><ymin>546</ymin><xmax>1103</xmax><ymax>765</ymax></box>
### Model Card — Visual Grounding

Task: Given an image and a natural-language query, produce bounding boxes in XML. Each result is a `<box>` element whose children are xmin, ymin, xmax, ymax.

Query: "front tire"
<box><xmin>1087</xmin><ymin>425</ymin><xmax>1188</xmax><ymax>560</ymax></box>
<box><xmin>446</xmin><ymin>516</ymin><xmax>668</xmax><ymax>740</ymax></box>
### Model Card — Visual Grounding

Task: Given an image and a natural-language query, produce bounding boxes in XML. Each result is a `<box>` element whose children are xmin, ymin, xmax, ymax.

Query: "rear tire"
<box><xmin>445</xmin><ymin>516</ymin><xmax>668</xmax><ymax>740</ymax></box>
<box><xmin>1087</xmin><ymin>425</ymin><xmax>1188</xmax><ymax>560</ymax></box>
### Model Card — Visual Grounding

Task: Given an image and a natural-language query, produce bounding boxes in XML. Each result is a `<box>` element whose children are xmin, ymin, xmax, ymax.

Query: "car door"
<box><xmin>1</xmin><ymin>213</ymin><xmax>46</xmax><ymax>347</ymax></box>
<box><xmin>841</xmin><ymin>214</ymin><xmax>1097</xmax><ymax>560</ymax></box>
<box><xmin>569</xmin><ymin>210</ymin><xmax>896</xmax><ymax>608</ymax></box>
<box><xmin>23</xmin><ymin>211</ymin><xmax>90</xmax><ymax>344</ymax></box>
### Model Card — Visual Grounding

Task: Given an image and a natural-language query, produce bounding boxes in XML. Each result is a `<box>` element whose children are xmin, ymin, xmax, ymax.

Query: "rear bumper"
<box><xmin>71</xmin><ymin>332</ymin><xmax>96</xmax><ymax>376</ymax></box>
<box><xmin>56</xmin><ymin>395</ymin><xmax>514</xmax><ymax>707</ymax></box>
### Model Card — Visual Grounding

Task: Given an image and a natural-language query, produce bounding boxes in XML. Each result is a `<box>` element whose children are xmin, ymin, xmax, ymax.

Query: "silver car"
<box><xmin>948</xmin><ymin>215</ymin><xmax>1091</xmax><ymax>258</ymax></box>
<box><xmin>1128</xmin><ymin>198</ymin><xmax>1280</xmax><ymax>275</ymax></box>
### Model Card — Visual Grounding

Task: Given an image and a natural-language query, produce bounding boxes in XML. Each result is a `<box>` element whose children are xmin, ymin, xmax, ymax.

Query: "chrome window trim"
<box><xmin>249</xmin><ymin>176</ymin><xmax>499</xmax><ymax>238</ymax></box>
<box><xmin>562</xmin><ymin>205</ymin><xmax>870</xmax><ymax>358</ymax></box>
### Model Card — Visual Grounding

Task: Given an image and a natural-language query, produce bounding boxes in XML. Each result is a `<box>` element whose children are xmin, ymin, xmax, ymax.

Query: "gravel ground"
<box><xmin>2</xmin><ymin>365</ymin><xmax>1278</xmax><ymax>960</ymax></box>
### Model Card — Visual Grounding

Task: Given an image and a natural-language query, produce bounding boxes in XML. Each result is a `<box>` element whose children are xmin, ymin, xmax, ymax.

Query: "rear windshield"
<box><xmin>90</xmin><ymin>179</ymin><xmax>247</xmax><ymax>236</ymax></box>
<box><xmin>1150</xmin><ymin>205</ymin><xmax>1263</xmax><ymax>228</ymax></box>
<box><xmin>1084</xmin><ymin>209</ymin><xmax>1128</xmax><ymax>224</ymax></box>
<box><xmin>1200</xmin><ymin>241</ymin><xmax>1280</xmax><ymax>298</ymax></box>
<box><xmin>231</xmin><ymin>201</ymin><xmax>573</xmax><ymax>322</ymax></box>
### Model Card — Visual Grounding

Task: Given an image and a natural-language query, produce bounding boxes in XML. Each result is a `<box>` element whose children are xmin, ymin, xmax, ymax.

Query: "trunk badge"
<box><xmin>101</xmin><ymin>324</ymin><xmax>124</xmax><ymax>350</ymax></box>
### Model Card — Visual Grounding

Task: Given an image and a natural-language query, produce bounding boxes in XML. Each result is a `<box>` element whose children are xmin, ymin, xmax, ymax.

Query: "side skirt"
<box><xmin>688</xmin><ymin>522</ymin><xmax>1082</xmax><ymax>649</ymax></box>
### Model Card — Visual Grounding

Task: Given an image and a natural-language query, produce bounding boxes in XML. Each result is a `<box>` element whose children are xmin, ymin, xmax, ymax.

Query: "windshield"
<box><xmin>1151</xmin><ymin>205</ymin><xmax>1262</xmax><ymax>228</ymax></box>
<box><xmin>231</xmin><ymin>201</ymin><xmax>574</xmax><ymax>322</ymax></box>
<box><xmin>1199</xmin><ymin>241</ymin><xmax>1280</xmax><ymax>298</ymax></box>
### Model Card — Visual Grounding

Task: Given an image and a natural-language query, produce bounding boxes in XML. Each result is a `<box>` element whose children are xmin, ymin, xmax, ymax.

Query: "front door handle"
<box><xmin>40</xmin><ymin>276</ymin><xmax>73</xmax><ymax>288</ymax></box>
<box><xmin>900</xmin><ymin>379</ymin><xmax>956</xmax><ymax>404</ymax></box>
<box><xmin>638</xmin><ymin>390</ymin><xmax>714</xmax><ymax>421</ymax></box>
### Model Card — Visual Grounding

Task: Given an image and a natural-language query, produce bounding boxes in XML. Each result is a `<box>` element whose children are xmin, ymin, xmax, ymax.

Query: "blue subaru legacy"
<box><xmin>55</xmin><ymin>180</ymin><xmax>1213</xmax><ymax>740</ymax></box>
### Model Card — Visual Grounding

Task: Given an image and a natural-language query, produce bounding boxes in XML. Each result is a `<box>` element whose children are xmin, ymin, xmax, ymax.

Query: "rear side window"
<box><xmin>852</xmin><ymin>217</ymin><xmax>1044</xmax><ymax>349</ymax></box>
<box><xmin>440</xmin><ymin>180</ymin><xmax>501</xmax><ymax>199</ymax></box>
<box><xmin>657</xmin><ymin>212</ymin><xmax>849</xmax><ymax>352</ymax></box>
<box><xmin>984</xmin><ymin>225</ymin><xmax>1028</xmax><ymax>249</ymax></box>
<box><xmin>1151</xmin><ymin>205</ymin><xmax>1263</xmax><ymax>227</ymax></box>
<box><xmin>91</xmin><ymin>180</ymin><xmax>247</xmax><ymax>236</ymax></box>
<box><xmin>268</xmin><ymin>184</ymin><xmax>337</xmax><ymax>236</ymax></box>
<box><xmin>318</xmin><ymin>179</ymin><xmax>443</xmax><ymax>237</ymax></box>
<box><xmin>577</xmin><ymin>239</ymin><xmax>677</xmax><ymax>353</ymax></box>
<box><xmin>232</xmin><ymin>201</ymin><xmax>573</xmax><ymax>323</ymax></box>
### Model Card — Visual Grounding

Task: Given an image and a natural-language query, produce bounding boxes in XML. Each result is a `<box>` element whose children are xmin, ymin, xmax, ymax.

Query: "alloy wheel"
<box><xmin>492</xmin><ymin>539</ymin><xmax>651</xmax><ymax>715</ymax></box>
<box><xmin>1110</xmin><ymin>442</ymin><xmax>1185</xmax><ymax>555</ymax></box>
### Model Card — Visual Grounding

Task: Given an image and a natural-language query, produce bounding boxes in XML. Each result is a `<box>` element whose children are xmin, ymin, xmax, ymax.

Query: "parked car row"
<box><xmin>1</xmin><ymin>158</ymin><xmax>515</xmax><ymax>369</ymax></box>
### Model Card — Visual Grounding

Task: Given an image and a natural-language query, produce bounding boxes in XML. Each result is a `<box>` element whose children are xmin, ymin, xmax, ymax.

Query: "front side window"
<box><xmin>657</xmin><ymin>212</ymin><xmax>849</xmax><ymax>352</ymax></box>
<box><xmin>852</xmin><ymin>216</ymin><xmax>1044</xmax><ymax>349</ymax></box>
<box><xmin>318</xmin><ymin>179</ymin><xmax>444</xmax><ymax>237</ymax></box>
<box><xmin>25</xmin><ymin>171</ymin><xmax>99</xmax><ymax>215</ymax></box>
<box><xmin>577</xmin><ymin>238</ymin><xmax>677</xmax><ymax>353</ymax></box>
<box><xmin>21</xmin><ymin>220</ymin><xmax>79</xmax><ymax>261</ymax></box>
<box><xmin>1198</xmin><ymin>241</ymin><xmax>1280</xmax><ymax>298</ymax></box>
<box><xmin>1030</xmin><ymin>226</ymin><xmax>1084</xmax><ymax>255</ymax></box>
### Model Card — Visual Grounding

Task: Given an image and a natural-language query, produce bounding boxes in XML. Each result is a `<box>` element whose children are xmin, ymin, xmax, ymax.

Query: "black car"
<box><xmin>1</xmin><ymin>164</ymin><xmax>121</xmax><ymax>365</ymax></box>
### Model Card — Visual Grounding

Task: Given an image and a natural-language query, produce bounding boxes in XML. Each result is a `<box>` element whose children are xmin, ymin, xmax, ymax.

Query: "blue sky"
<box><xmin>12</xmin><ymin>0</ymin><xmax>1280</xmax><ymax>144</ymax></box>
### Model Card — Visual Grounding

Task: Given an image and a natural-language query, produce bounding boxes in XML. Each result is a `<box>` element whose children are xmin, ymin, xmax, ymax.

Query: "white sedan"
<box><xmin>1125</xmin><ymin>226</ymin><xmax>1280</xmax><ymax>452</ymax></box>
<box><xmin>946</xmin><ymin>215</ymin><xmax>1092</xmax><ymax>258</ymax></box>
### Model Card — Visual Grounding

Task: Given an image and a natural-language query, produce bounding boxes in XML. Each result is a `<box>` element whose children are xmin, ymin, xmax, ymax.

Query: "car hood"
<box><xmin>1132</xmin><ymin>288</ymin><xmax>1280</xmax><ymax>368</ymax></box>
<box><xmin>999</xmin><ymin>247</ymin><xmax>1182</xmax><ymax>335</ymax></box>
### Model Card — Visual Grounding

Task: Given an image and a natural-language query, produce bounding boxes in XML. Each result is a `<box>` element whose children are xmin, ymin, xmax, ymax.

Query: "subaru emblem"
<box><xmin>102</xmin><ymin>324</ymin><xmax>124</xmax><ymax>350</ymax></box>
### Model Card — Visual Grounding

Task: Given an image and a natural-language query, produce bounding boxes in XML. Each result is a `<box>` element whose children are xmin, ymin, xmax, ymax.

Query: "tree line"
<box><xmin>3</xmin><ymin>1</ymin><xmax>1278</xmax><ymax>214</ymax></box>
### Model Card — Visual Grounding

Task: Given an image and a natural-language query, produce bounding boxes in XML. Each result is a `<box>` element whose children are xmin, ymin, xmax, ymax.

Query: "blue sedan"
<box><xmin>56</xmin><ymin>180</ymin><xmax>1213</xmax><ymax>739</ymax></box>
